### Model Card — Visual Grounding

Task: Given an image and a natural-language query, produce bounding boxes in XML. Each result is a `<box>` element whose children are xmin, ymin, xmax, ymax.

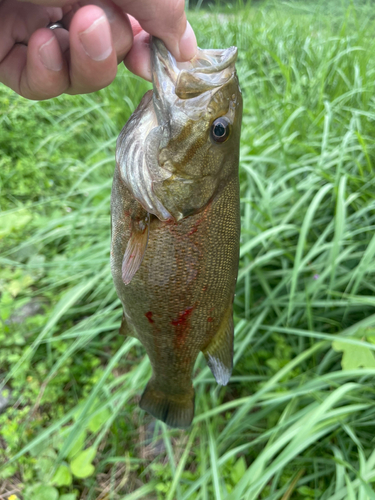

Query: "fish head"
<box><xmin>148</xmin><ymin>38</ymin><xmax>243</xmax><ymax>220</ymax></box>
<box><xmin>116</xmin><ymin>37</ymin><xmax>242</xmax><ymax>222</ymax></box>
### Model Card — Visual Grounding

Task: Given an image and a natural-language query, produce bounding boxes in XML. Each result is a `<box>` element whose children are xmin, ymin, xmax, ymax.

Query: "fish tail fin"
<box><xmin>139</xmin><ymin>379</ymin><xmax>195</xmax><ymax>429</ymax></box>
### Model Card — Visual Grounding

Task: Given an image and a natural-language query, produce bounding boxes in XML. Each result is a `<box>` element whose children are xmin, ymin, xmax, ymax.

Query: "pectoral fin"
<box><xmin>202</xmin><ymin>303</ymin><xmax>234</xmax><ymax>386</ymax></box>
<box><xmin>122</xmin><ymin>213</ymin><xmax>150</xmax><ymax>285</ymax></box>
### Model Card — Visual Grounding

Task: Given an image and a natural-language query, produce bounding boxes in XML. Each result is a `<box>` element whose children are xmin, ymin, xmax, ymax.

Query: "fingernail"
<box><xmin>179</xmin><ymin>21</ymin><xmax>197</xmax><ymax>61</ymax></box>
<box><xmin>79</xmin><ymin>14</ymin><xmax>113</xmax><ymax>61</ymax></box>
<box><xmin>39</xmin><ymin>36</ymin><xmax>63</xmax><ymax>71</ymax></box>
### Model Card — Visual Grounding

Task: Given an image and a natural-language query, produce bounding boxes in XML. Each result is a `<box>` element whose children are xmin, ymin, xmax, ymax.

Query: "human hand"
<box><xmin>0</xmin><ymin>0</ymin><xmax>197</xmax><ymax>99</ymax></box>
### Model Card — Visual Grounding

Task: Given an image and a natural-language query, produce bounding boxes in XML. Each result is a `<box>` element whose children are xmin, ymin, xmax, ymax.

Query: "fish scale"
<box><xmin>111</xmin><ymin>37</ymin><xmax>242</xmax><ymax>428</ymax></box>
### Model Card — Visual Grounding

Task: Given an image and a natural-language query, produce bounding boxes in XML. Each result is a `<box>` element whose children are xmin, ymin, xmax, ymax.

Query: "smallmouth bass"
<box><xmin>111</xmin><ymin>37</ymin><xmax>242</xmax><ymax>428</ymax></box>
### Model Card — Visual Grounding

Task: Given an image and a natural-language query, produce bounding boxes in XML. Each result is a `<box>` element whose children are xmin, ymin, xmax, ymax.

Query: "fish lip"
<box><xmin>151</xmin><ymin>37</ymin><xmax>238</xmax><ymax>76</ymax></box>
<box><xmin>151</xmin><ymin>37</ymin><xmax>179</xmax><ymax>82</ymax></box>
<box><xmin>151</xmin><ymin>37</ymin><xmax>179</xmax><ymax>105</ymax></box>
<box><xmin>151</xmin><ymin>37</ymin><xmax>238</xmax><ymax>102</ymax></box>
<box><xmin>187</xmin><ymin>46</ymin><xmax>238</xmax><ymax>74</ymax></box>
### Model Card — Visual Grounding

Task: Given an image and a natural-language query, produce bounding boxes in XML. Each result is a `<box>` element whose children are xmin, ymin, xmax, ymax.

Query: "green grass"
<box><xmin>1</xmin><ymin>0</ymin><xmax>375</xmax><ymax>498</ymax></box>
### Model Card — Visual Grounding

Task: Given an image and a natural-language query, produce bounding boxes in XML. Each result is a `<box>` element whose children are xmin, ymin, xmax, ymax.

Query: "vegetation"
<box><xmin>1</xmin><ymin>0</ymin><xmax>375</xmax><ymax>498</ymax></box>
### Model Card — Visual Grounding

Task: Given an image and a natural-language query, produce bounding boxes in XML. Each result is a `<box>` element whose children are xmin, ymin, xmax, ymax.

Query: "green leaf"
<box><xmin>36</xmin><ymin>457</ymin><xmax>55</xmax><ymax>481</ymax></box>
<box><xmin>0</xmin><ymin>463</ymin><xmax>17</xmax><ymax>479</ymax></box>
<box><xmin>52</xmin><ymin>464</ymin><xmax>72</xmax><ymax>487</ymax></box>
<box><xmin>59</xmin><ymin>495</ymin><xmax>77</xmax><ymax>500</ymax></box>
<box><xmin>332</xmin><ymin>340</ymin><xmax>375</xmax><ymax>370</ymax></box>
<box><xmin>88</xmin><ymin>407</ymin><xmax>111</xmax><ymax>433</ymax></box>
<box><xmin>0</xmin><ymin>210</ymin><xmax>32</xmax><ymax>238</ymax></box>
<box><xmin>28</xmin><ymin>485</ymin><xmax>58</xmax><ymax>500</ymax></box>
<box><xmin>28</xmin><ymin>254</ymin><xmax>46</xmax><ymax>280</ymax></box>
<box><xmin>297</xmin><ymin>486</ymin><xmax>316</xmax><ymax>497</ymax></box>
<box><xmin>66</xmin><ymin>430</ymin><xmax>86</xmax><ymax>460</ymax></box>
<box><xmin>70</xmin><ymin>446</ymin><xmax>96</xmax><ymax>478</ymax></box>
<box><xmin>36</xmin><ymin>448</ymin><xmax>57</xmax><ymax>481</ymax></box>
<box><xmin>29</xmin><ymin>439</ymin><xmax>49</xmax><ymax>458</ymax></box>
<box><xmin>7</xmin><ymin>274</ymin><xmax>34</xmax><ymax>297</ymax></box>
<box><xmin>231</xmin><ymin>456</ymin><xmax>247</xmax><ymax>484</ymax></box>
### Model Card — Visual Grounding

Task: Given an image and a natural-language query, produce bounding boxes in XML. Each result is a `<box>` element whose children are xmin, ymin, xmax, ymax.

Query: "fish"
<box><xmin>111</xmin><ymin>37</ymin><xmax>242</xmax><ymax>429</ymax></box>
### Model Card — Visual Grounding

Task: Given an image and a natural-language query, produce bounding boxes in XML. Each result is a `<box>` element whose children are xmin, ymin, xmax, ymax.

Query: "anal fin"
<box><xmin>202</xmin><ymin>303</ymin><xmax>234</xmax><ymax>386</ymax></box>
<box><xmin>122</xmin><ymin>212</ymin><xmax>150</xmax><ymax>285</ymax></box>
<box><xmin>119</xmin><ymin>312</ymin><xmax>133</xmax><ymax>337</ymax></box>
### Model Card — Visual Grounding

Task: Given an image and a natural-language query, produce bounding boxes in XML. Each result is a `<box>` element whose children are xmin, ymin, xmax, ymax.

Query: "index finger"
<box><xmin>114</xmin><ymin>0</ymin><xmax>197</xmax><ymax>61</ymax></box>
<box><xmin>16</xmin><ymin>0</ymin><xmax>197</xmax><ymax>62</ymax></box>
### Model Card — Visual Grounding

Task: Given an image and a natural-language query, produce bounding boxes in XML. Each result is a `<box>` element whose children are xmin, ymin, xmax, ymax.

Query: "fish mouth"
<box><xmin>151</xmin><ymin>37</ymin><xmax>238</xmax><ymax>101</ymax></box>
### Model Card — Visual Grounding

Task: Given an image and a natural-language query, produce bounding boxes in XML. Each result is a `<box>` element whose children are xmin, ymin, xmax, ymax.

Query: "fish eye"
<box><xmin>211</xmin><ymin>117</ymin><xmax>230</xmax><ymax>143</ymax></box>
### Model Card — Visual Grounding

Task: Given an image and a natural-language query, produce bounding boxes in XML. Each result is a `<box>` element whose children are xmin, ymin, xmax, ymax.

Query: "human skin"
<box><xmin>0</xmin><ymin>0</ymin><xmax>197</xmax><ymax>100</ymax></box>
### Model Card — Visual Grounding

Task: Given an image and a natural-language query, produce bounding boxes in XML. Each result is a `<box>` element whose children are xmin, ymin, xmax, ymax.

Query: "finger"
<box><xmin>123</xmin><ymin>30</ymin><xmax>151</xmax><ymax>81</ymax></box>
<box><xmin>53</xmin><ymin>27</ymin><xmax>70</xmax><ymax>54</ymax></box>
<box><xmin>16</xmin><ymin>0</ymin><xmax>76</xmax><ymax>6</ymax></box>
<box><xmin>62</xmin><ymin>0</ymin><xmax>133</xmax><ymax>63</ymax></box>
<box><xmin>128</xmin><ymin>15</ymin><xmax>143</xmax><ymax>37</ymax></box>
<box><xmin>115</xmin><ymin>0</ymin><xmax>197</xmax><ymax>62</ymax></box>
<box><xmin>0</xmin><ymin>0</ymin><xmax>63</xmax><ymax>62</ymax></box>
<box><xmin>66</xmin><ymin>5</ymin><xmax>121</xmax><ymax>94</ymax></box>
<box><xmin>14</xmin><ymin>0</ymin><xmax>197</xmax><ymax>63</ymax></box>
<box><xmin>0</xmin><ymin>28</ymin><xmax>69</xmax><ymax>99</ymax></box>
<box><xmin>0</xmin><ymin>1</ymin><xmax>133</xmax><ymax>98</ymax></box>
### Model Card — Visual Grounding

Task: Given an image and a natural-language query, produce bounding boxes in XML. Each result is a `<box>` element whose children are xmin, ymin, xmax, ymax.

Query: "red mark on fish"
<box><xmin>171</xmin><ymin>307</ymin><xmax>194</xmax><ymax>326</ymax></box>
<box><xmin>165</xmin><ymin>218</ymin><xmax>176</xmax><ymax>226</ymax></box>
<box><xmin>187</xmin><ymin>218</ymin><xmax>202</xmax><ymax>236</ymax></box>
<box><xmin>145</xmin><ymin>311</ymin><xmax>155</xmax><ymax>324</ymax></box>
<box><xmin>207</xmin><ymin>317</ymin><xmax>213</xmax><ymax>322</ymax></box>
<box><xmin>187</xmin><ymin>202</ymin><xmax>212</xmax><ymax>237</ymax></box>
<box><xmin>172</xmin><ymin>307</ymin><xmax>194</xmax><ymax>348</ymax></box>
